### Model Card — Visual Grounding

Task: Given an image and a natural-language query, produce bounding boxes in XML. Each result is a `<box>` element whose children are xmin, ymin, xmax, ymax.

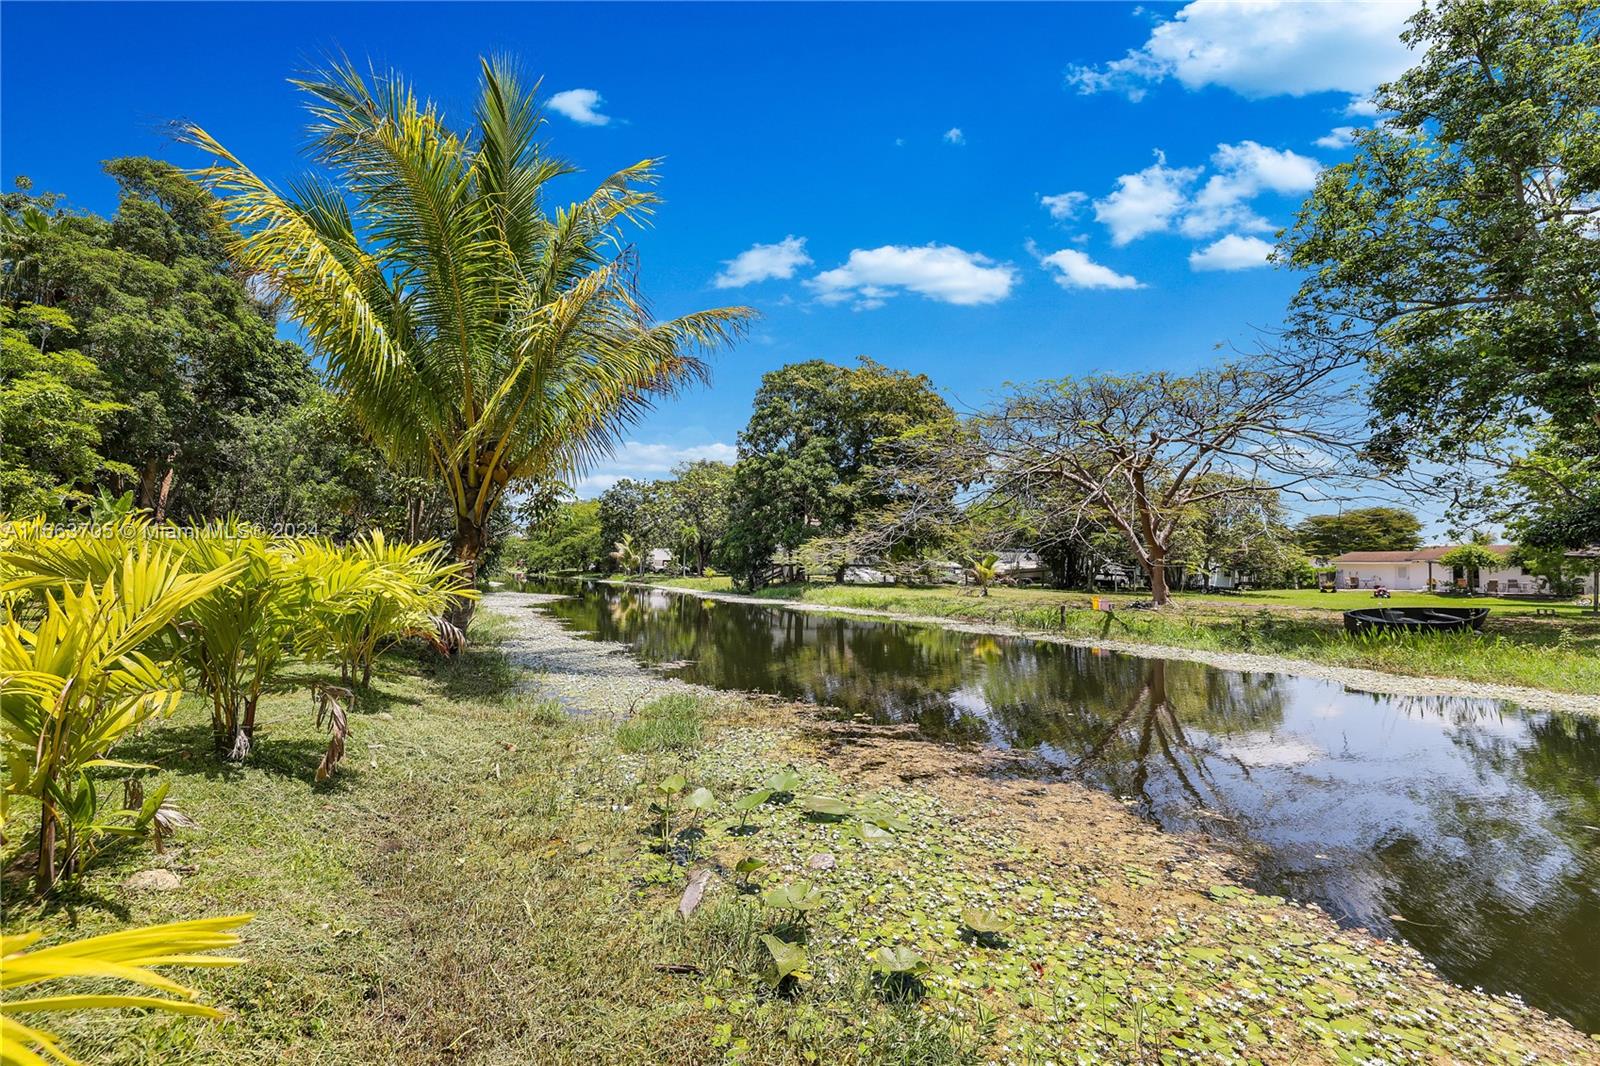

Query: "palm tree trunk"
<box><xmin>446</xmin><ymin>515</ymin><xmax>487</xmax><ymax>637</ymax></box>
<box><xmin>36</xmin><ymin>798</ymin><xmax>57</xmax><ymax>890</ymax></box>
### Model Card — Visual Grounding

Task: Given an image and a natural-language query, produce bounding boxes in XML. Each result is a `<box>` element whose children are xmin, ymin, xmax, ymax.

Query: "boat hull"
<box><xmin>1344</xmin><ymin>607</ymin><xmax>1490</xmax><ymax>635</ymax></box>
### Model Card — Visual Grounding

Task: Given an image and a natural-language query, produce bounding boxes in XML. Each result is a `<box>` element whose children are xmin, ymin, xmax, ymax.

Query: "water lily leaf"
<box><xmin>869</xmin><ymin>946</ymin><xmax>926</xmax><ymax>974</ymax></box>
<box><xmin>762</xmin><ymin>880</ymin><xmax>824</xmax><ymax>912</ymax></box>
<box><xmin>859</xmin><ymin>809</ymin><xmax>910</xmax><ymax>832</ymax></box>
<box><xmin>856</xmin><ymin>822</ymin><xmax>894</xmax><ymax>844</ymax></box>
<box><xmin>684</xmin><ymin>787</ymin><xmax>715</xmax><ymax>811</ymax></box>
<box><xmin>759</xmin><ymin>934</ymin><xmax>808</xmax><ymax>984</ymax></box>
<box><xmin>961</xmin><ymin>907</ymin><xmax>1011</xmax><ymax>935</ymax></box>
<box><xmin>734</xmin><ymin>856</ymin><xmax>766</xmax><ymax>876</ymax></box>
<box><xmin>763</xmin><ymin>769</ymin><xmax>803</xmax><ymax>793</ymax></box>
<box><xmin>732</xmin><ymin>788</ymin><xmax>773</xmax><ymax>813</ymax></box>
<box><xmin>798</xmin><ymin>795</ymin><xmax>851</xmax><ymax>818</ymax></box>
<box><xmin>657</xmin><ymin>774</ymin><xmax>688</xmax><ymax>795</ymax></box>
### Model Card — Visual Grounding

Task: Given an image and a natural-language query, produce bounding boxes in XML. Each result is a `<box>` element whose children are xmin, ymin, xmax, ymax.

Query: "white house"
<box><xmin>1329</xmin><ymin>545</ymin><xmax>1570</xmax><ymax>595</ymax></box>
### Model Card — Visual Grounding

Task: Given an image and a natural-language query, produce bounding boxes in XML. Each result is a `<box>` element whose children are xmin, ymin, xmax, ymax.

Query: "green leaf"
<box><xmin>657</xmin><ymin>774</ymin><xmax>688</xmax><ymax>796</ymax></box>
<box><xmin>759</xmin><ymin>934</ymin><xmax>808</xmax><ymax>984</ymax></box>
<box><xmin>761</xmin><ymin>880</ymin><xmax>824</xmax><ymax>912</ymax></box>
<box><xmin>684</xmin><ymin>787</ymin><xmax>715</xmax><ymax>811</ymax></box>
<box><xmin>763</xmin><ymin>769</ymin><xmax>802</xmax><ymax>793</ymax></box>
<box><xmin>869</xmin><ymin>946</ymin><xmax>925</xmax><ymax>974</ymax></box>
<box><xmin>960</xmin><ymin>908</ymin><xmax>1011</xmax><ymax>935</ymax></box>
<box><xmin>731</xmin><ymin>788</ymin><xmax>772</xmax><ymax>813</ymax></box>
<box><xmin>855</xmin><ymin>822</ymin><xmax>893</xmax><ymax>844</ymax></box>
<box><xmin>734</xmin><ymin>856</ymin><xmax>766</xmax><ymax>876</ymax></box>
<box><xmin>797</xmin><ymin>795</ymin><xmax>850</xmax><ymax>818</ymax></box>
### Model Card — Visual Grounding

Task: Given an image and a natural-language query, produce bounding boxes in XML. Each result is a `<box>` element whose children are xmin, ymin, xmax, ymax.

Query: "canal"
<box><xmin>522</xmin><ymin>579</ymin><xmax>1600</xmax><ymax>1031</ymax></box>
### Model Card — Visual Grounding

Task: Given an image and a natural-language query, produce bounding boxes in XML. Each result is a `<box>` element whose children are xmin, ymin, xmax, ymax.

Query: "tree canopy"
<box><xmin>1</xmin><ymin>160</ymin><xmax>312</xmax><ymax>518</ymax></box>
<box><xmin>1281</xmin><ymin>0</ymin><xmax>1600</xmax><ymax>462</ymax></box>
<box><xmin>724</xmin><ymin>357</ymin><xmax>953</xmax><ymax>585</ymax></box>
<box><xmin>1295</xmin><ymin>507</ymin><xmax>1424</xmax><ymax>558</ymax></box>
<box><xmin>978</xmin><ymin>355</ymin><xmax>1355</xmax><ymax>604</ymax></box>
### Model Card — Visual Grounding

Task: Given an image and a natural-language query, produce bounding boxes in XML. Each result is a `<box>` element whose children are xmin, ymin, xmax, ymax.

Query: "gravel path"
<box><xmin>603</xmin><ymin>582</ymin><xmax>1600</xmax><ymax>717</ymax></box>
<box><xmin>485</xmin><ymin>590</ymin><xmax>707</xmax><ymax>715</ymax></box>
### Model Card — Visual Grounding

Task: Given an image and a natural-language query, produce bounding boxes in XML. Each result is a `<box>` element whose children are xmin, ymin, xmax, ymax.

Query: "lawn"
<box><xmin>596</xmin><ymin>574</ymin><xmax>1600</xmax><ymax>698</ymax></box>
<box><xmin>5</xmin><ymin>610</ymin><xmax>1594</xmax><ymax>1064</ymax></box>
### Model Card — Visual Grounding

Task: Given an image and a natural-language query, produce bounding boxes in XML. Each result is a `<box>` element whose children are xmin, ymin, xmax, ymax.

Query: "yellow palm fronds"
<box><xmin>1</xmin><ymin>915</ymin><xmax>251</xmax><ymax>1066</ymax></box>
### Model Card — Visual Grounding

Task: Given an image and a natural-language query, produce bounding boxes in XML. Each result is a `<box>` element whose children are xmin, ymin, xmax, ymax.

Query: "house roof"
<box><xmin>1331</xmin><ymin>545</ymin><xmax>1512</xmax><ymax>564</ymax></box>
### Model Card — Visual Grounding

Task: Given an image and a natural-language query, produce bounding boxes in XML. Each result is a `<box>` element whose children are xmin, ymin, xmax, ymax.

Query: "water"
<box><xmin>521</xmin><ymin>580</ymin><xmax>1600</xmax><ymax>1031</ymax></box>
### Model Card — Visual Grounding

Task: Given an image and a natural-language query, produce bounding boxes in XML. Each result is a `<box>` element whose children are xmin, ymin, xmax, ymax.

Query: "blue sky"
<box><xmin>1</xmin><ymin>1</ymin><xmax>1421</xmax><ymax>505</ymax></box>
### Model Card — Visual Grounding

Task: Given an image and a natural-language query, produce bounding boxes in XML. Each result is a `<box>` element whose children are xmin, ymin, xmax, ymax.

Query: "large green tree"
<box><xmin>1282</xmin><ymin>0</ymin><xmax>1600</xmax><ymax>462</ymax></box>
<box><xmin>1</xmin><ymin>162</ymin><xmax>312</xmax><ymax>518</ymax></box>
<box><xmin>724</xmin><ymin>358</ymin><xmax>953</xmax><ymax>586</ymax></box>
<box><xmin>668</xmin><ymin>460</ymin><xmax>734</xmax><ymax>575</ymax></box>
<box><xmin>185</xmin><ymin>60</ymin><xmax>750</xmax><ymax>625</ymax></box>
<box><xmin>0</xmin><ymin>304</ymin><xmax>128</xmax><ymax>518</ymax></box>
<box><xmin>1294</xmin><ymin>506</ymin><xmax>1424</xmax><ymax>558</ymax></box>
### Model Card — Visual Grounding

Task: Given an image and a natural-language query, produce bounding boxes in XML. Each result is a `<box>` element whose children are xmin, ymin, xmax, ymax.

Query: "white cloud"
<box><xmin>1315</xmin><ymin>126</ymin><xmax>1358</xmax><ymax>149</ymax></box>
<box><xmin>547</xmin><ymin>88</ymin><xmax>612</xmax><ymax>126</ymax></box>
<box><xmin>1088</xmin><ymin>141</ymin><xmax>1319</xmax><ymax>244</ymax></box>
<box><xmin>1066</xmin><ymin>0</ymin><xmax>1413</xmax><ymax>101</ymax></box>
<box><xmin>1039</xmin><ymin>191</ymin><xmax>1089</xmax><ymax>220</ymax></box>
<box><xmin>1037</xmin><ymin>248</ymin><xmax>1144</xmax><ymax>290</ymax></box>
<box><xmin>1188</xmin><ymin>233</ymin><xmax>1275</xmax><ymax>271</ymax></box>
<box><xmin>1344</xmin><ymin>95</ymin><xmax>1382</xmax><ymax>117</ymax></box>
<box><xmin>1181</xmin><ymin>140</ymin><xmax>1321</xmax><ymax>236</ymax></box>
<box><xmin>1093</xmin><ymin>151</ymin><xmax>1203</xmax><ymax>245</ymax></box>
<box><xmin>807</xmin><ymin>244</ymin><xmax>1017</xmax><ymax>308</ymax></box>
<box><xmin>574</xmin><ymin>441</ymin><xmax>738</xmax><ymax>496</ymax></box>
<box><xmin>944</xmin><ymin>127</ymin><xmax>965</xmax><ymax>145</ymax></box>
<box><xmin>713</xmin><ymin>236</ymin><xmax>813</xmax><ymax>288</ymax></box>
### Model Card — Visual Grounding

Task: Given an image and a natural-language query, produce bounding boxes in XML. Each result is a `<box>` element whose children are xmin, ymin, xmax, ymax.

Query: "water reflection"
<box><xmin>527</xmin><ymin>580</ymin><xmax>1600</xmax><ymax>1030</ymax></box>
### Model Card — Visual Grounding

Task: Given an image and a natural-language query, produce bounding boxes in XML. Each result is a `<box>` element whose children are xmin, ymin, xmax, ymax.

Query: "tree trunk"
<box><xmin>36</xmin><ymin>798</ymin><xmax>57</xmax><ymax>890</ymax></box>
<box><xmin>446</xmin><ymin>516</ymin><xmax>487</xmax><ymax>640</ymax></box>
<box><xmin>1147</xmin><ymin>550</ymin><xmax>1170</xmax><ymax>606</ymax></box>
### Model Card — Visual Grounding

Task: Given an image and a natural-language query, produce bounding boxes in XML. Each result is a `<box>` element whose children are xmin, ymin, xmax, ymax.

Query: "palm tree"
<box><xmin>182</xmin><ymin>59</ymin><xmax>752</xmax><ymax>630</ymax></box>
<box><xmin>610</xmin><ymin>533</ymin><xmax>643</xmax><ymax>576</ymax></box>
<box><xmin>970</xmin><ymin>552</ymin><xmax>1000</xmax><ymax>597</ymax></box>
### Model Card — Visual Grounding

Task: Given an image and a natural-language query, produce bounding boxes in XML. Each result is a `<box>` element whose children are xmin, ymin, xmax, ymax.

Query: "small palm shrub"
<box><xmin>0</xmin><ymin>548</ymin><xmax>238</xmax><ymax>889</ymax></box>
<box><xmin>2</xmin><ymin>914</ymin><xmax>250</xmax><ymax>1064</ymax></box>
<box><xmin>290</xmin><ymin>531</ymin><xmax>471</xmax><ymax>688</ymax></box>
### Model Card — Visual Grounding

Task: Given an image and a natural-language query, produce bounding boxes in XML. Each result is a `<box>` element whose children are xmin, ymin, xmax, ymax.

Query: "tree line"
<box><xmin>3</xmin><ymin>3</ymin><xmax>1596</xmax><ymax>612</ymax></box>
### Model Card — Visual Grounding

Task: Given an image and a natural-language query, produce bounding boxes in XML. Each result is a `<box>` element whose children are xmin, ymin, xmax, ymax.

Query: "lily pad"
<box><xmin>762</xmin><ymin>880</ymin><xmax>824</xmax><ymax>912</ymax></box>
<box><xmin>798</xmin><ymin>794</ymin><xmax>851</xmax><ymax>819</ymax></box>
<box><xmin>869</xmin><ymin>945</ymin><xmax>926</xmax><ymax>974</ymax></box>
<box><xmin>961</xmin><ymin>907</ymin><xmax>1012</xmax><ymax>935</ymax></box>
<box><xmin>759</xmin><ymin>934</ymin><xmax>808</xmax><ymax>985</ymax></box>
<box><xmin>731</xmin><ymin>788</ymin><xmax>772</xmax><ymax>813</ymax></box>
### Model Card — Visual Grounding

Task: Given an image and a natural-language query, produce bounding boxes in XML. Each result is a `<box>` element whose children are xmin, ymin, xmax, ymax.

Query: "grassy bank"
<box><xmin>604</xmin><ymin>575</ymin><xmax>1600</xmax><ymax>697</ymax></box>
<box><xmin>4</xmin><ymin>611</ymin><xmax>1595</xmax><ymax>1063</ymax></box>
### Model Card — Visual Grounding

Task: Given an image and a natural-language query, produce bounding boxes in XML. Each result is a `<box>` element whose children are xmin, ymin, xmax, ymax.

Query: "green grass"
<box><xmin>3</xmin><ymin>611</ymin><xmax>1592</xmax><ymax>1063</ymax></box>
<box><xmin>615</xmin><ymin>692</ymin><xmax>706</xmax><ymax>753</ymax></box>
<box><xmin>611</xmin><ymin>575</ymin><xmax>1600</xmax><ymax>697</ymax></box>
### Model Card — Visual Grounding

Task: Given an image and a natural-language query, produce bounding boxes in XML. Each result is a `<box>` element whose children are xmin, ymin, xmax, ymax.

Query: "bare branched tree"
<box><xmin>977</xmin><ymin>351</ymin><xmax>1365</xmax><ymax>605</ymax></box>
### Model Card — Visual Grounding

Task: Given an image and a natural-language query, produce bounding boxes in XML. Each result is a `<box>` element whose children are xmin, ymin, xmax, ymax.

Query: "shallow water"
<box><xmin>522</xmin><ymin>580</ymin><xmax>1600</xmax><ymax>1031</ymax></box>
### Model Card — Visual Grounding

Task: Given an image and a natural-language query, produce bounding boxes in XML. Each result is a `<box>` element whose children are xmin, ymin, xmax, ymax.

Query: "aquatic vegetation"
<box><xmin>758</xmin><ymin>934</ymin><xmax>809</xmax><ymax>990</ymax></box>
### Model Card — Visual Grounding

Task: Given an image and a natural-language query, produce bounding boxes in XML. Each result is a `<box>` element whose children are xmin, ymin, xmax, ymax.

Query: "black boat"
<box><xmin>1344</xmin><ymin>606</ymin><xmax>1490</xmax><ymax>635</ymax></box>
